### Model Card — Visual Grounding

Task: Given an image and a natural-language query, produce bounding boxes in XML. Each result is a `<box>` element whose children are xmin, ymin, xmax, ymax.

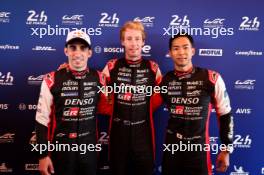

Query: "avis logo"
<box><xmin>98</xmin><ymin>13</ymin><xmax>119</xmax><ymax>27</ymax></box>
<box><xmin>203</xmin><ymin>18</ymin><xmax>225</xmax><ymax>28</ymax></box>
<box><xmin>0</xmin><ymin>72</ymin><xmax>14</xmax><ymax>86</ymax></box>
<box><xmin>26</xmin><ymin>10</ymin><xmax>47</xmax><ymax>25</ymax></box>
<box><xmin>0</xmin><ymin>133</ymin><xmax>15</xmax><ymax>143</ymax></box>
<box><xmin>62</xmin><ymin>15</ymin><xmax>83</xmax><ymax>25</ymax></box>
<box><xmin>32</xmin><ymin>46</ymin><xmax>56</xmax><ymax>51</ymax></box>
<box><xmin>230</xmin><ymin>165</ymin><xmax>249</xmax><ymax>175</ymax></box>
<box><xmin>233</xmin><ymin>134</ymin><xmax>251</xmax><ymax>149</ymax></box>
<box><xmin>234</xmin><ymin>80</ymin><xmax>255</xmax><ymax>90</ymax></box>
<box><xmin>239</xmin><ymin>16</ymin><xmax>260</xmax><ymax>31</ymax></box>
<box><xmin>134</xmin><ymin>16</ymin><xmax>155</xmax><ymax>27</ymax></box>
<box><xmin>236</xmin><ymin>108</ymin><xmax>252</xmax><ymax>114</ymax></box>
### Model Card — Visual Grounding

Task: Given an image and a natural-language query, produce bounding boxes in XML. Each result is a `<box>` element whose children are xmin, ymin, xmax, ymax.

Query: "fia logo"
<box><xmin>239</xmin><ymin>16</ymin><xmax>260</xmax><ymax>31</ymax></box>
<box><xmin>99</xmin><ymin>13</ymin><xmax>119</xmax><ymax>27</ymax></box>
<box><xmin>0</xmin><ymin>72</ymin><xmax>14</xmax><ymax>86</ymax></box>
<box><xmin>26</xmin><ymin>10</ymin><xmax>47</xmax><ymax>25</ymax></box>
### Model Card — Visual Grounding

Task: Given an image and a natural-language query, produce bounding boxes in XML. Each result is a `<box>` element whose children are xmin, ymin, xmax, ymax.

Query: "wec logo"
<box><xmin>235</xmin><ymin>80</ymin><xmax>255</xmax><ymax>85</ymax></box>
<box><xmin>62</xmin><ymin>15</ymin><xmax>83</xmax><ymax>21</ymax></box>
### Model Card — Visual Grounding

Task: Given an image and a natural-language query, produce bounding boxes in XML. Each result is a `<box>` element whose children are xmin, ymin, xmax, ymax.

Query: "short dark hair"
<box><xmin>169</xmin><ymin>33</ymin><xmax>194</xmax><ymax>49</ymax></box>
<box><xmin>65</xmin><ymin>38</ymin><xmax>91</xmax><ymax>49</ymax></box>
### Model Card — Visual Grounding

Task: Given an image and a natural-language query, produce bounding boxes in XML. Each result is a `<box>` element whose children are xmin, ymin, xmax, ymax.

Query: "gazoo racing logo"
<box><xmin>171</xmin><ymin>105</ymin><xmax>184</xmax><ymax>115</ymax></box>
<box><xmin>64</xmin><ymin>98</ymin><xmax>94</xmax><ymax>106</ymax></box>
<box><xmin>171</xmin><ymin>97</ymin><xmax>199</xmax><ymax>105</ymax></box>
<box><xmin>234</xmin><ymin>79</ymin><xmax>256</xmax><ymax>90</ymax></box>
<box><xmin>63</xmin><ymin>107</ymin><xmax>80</xmax><ymax>117</ymax></box>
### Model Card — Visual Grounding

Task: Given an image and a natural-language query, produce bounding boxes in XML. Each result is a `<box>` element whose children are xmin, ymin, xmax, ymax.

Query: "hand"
<box><xmin>57</xmin><ymin>62</ymin><xmax>68</xmax><ymax>70</ymax></box>
<box><xmin>216</xmin><ymin>151</ymin><xmax>230</xmax><ymax>172</ymax></box>
<box><xmin>39</xmin><ymin>156</ymin><xmax>54</xmax><ymax>175</ymax></box>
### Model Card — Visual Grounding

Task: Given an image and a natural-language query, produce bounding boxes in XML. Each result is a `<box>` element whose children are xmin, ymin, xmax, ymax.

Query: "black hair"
<box><xmin>65</xmin><ymin>38</ymin><xmax>91</xmax><ymax>49</ymax></box>
<box><xmin>169</xmin><ymin>33</ymin><xmax>194</xmax><ymax>49</ymax></box>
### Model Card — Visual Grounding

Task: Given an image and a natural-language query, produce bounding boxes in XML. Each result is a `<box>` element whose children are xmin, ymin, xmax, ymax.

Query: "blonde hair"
<box><xmin>120</xmin><ymin>21</ymin><xmax>146</xmax><ymax>41</ymax></box>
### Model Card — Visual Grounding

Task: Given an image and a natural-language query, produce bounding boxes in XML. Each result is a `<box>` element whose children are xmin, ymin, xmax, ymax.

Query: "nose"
<box><xmin>73</xmin><ymin>48</ymin><xmax>82</xmax><ymax>57</ymax></box>
<box><xmin>178</xmin><ymin>48</ymin><xmax>185</xmax><ymax>55</ymax></box>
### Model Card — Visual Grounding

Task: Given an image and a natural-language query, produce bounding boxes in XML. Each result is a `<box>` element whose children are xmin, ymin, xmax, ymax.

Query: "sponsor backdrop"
<box><xmin>0</xmin><ymin>0</ymin><xmax>263</xmax><ymax>174</ymax></box>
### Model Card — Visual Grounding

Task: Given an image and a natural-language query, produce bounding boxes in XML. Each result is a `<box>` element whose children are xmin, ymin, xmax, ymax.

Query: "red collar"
<box><xmin>125</xmin><ymin>58</ymin><xmax>143</xmax><ymax>64</ymax></box>
<box><xmin>174</xmin><ymin>67</ymin><xmax>193</xmax><ymax>76</ymax></box>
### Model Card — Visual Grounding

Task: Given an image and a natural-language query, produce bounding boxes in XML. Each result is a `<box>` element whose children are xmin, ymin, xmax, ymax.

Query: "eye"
<box><xmin>80</xmin><ymin>45</ymin><xmax>87</xmax><ymax>51</ymax></box>
<box><xmin>69</xmin><ymin>45</ymin><xmax>77</xmax><ymax>51</ymax></box>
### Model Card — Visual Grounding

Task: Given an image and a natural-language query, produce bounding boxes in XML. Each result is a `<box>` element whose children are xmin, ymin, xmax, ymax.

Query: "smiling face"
<box><xmin>121</xmin><ymin>28</ymin><xmax>145</xmax><ymax>61</ymax></box>
<box><xmin>169</xmin><ymin>36</ymin><xmax>195</xmax><ymax>71</ymax></box>
<box><xmin>64</xmin><ymin>41</ymin><xmax>92</xmax><ymax>71</ymax></box>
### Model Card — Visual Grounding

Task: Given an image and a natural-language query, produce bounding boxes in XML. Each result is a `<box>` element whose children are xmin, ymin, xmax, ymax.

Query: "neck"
<box><xmin>125</xmin><ymin>54</ymin><xmax>141</xmax><ymax>62</ymax></box>
<box><xmin>174</xmin><ymin>63</ymin><xmax>193</xmax><ymax>72</ymax></box>
<box><xmin>69</xmin><ymin>64</ymin><xmax>87</xmax><ymax>71</ymax></box>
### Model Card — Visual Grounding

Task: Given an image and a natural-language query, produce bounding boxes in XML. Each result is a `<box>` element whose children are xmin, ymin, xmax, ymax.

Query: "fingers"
<box><xmin>216</xmin><ymin>165</ymin><xmax>228</xmax><ymax>172</ymax></box>
<box><xmin>216</xmin><ymin>159</ymin><xmax>228</xmax><ymax>172</ymax></box>
<box><xmin>48</xmin><ymin>162</ymin><xmax>55</xmax><ymax>174</ymax></box>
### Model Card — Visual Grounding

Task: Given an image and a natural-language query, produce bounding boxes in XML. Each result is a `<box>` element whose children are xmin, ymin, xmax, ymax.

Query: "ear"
<box><xmin>121</xmin><ymin>39</ymin><xmax>125</xmax><ymax>47</ymax></box>
<box><xmin>88</xmin><ymin>49</ymin><xmax>93</xmax><ymax>58</ymax></box>
<box><xmin>64</xmin><ymin>47</ymin><xmax>68</xmax><ymax>57</ymax></box>
<box><xmin>191</xmin><ymin>47</ymin><xmax>195</xmax><ymax>56</ymax></box>
<box><xmin>142</xmin><ymin>39</ymin><xmax>145</xmax><ymax>47</ymax></box>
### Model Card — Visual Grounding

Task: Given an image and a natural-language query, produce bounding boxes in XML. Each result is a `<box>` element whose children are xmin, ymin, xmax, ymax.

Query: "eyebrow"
<box><xmin>172</xmin><ymin>44</ymin><xmax>190</xmax><ymax>47</ymax></box>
